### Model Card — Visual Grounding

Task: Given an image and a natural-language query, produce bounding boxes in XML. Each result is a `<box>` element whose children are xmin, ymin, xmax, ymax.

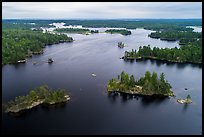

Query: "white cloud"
<box><xmin>2</xmin><ymin>2</ymin><xmax>202</xmax><ymax>19</ymax></box>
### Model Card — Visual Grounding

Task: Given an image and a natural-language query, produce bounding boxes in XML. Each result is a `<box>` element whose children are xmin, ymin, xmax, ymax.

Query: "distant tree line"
<box><xmin>3</xmin><ymin>19</ymin><xmax>201</xmax><ymax>31</ymax></box>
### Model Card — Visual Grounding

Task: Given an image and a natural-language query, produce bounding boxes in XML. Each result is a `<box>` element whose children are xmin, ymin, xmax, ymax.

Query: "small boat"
<box><xmin>17</xmin><ymin>59</ymin><xmax>26</xmax><ymax>63</ymax></box>
<box><xmin>91</xmin><ymin>73</ymin><xmax>96</xmax><ymax>77</ymax></box>
<box><xmin>185</xmin><ymin>88</ymin><xmax>188</xmax><ymax>90</ymax></box>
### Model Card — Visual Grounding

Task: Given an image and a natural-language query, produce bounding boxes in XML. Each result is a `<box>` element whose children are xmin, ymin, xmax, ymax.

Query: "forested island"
<box><xmin>55</xmin><ymin>28</ymin><xmax>99</xmax><ymax>34</ymax></box>
<box><xmin>105</xmin><ymin>29</ymin><xmax>131</xmax><ymax>35</ymax></box>
<box><xmin>107</xmin><ymin>71</ymin><xmax>174</xmax><ymax>97</ymax></box>
<box><xmin>5</xmin><ymin>85</ymin><xmax>70</xmax><ymax>113</ymax></box>
<box><xmin>122</xmin><ymin>39</ymin><xmax>202</xmax><ymax>64</ymax></box>
<box><xmin>2</xmin><ymin>29</ymin><xmax>73</xmax><ymax>65</ymax></box>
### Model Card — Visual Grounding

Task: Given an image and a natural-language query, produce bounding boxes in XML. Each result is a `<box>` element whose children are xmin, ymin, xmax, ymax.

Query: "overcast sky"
<box><xmin>2</xmin><ymin>2</ymin><xmax>202</xmax><ymax>19</ymax></box>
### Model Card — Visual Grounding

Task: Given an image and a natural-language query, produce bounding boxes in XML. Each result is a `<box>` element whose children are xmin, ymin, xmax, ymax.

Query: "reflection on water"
<box><xmin>182</xmin><ymin>103</ymin><xmax>189</xmax><ymax>112</ymax></box>
<box><xmin>140</xmin><ymin>95</ymin><xmax>167</xmax><ymax>107</ymax></box>
<box><xmin>124</xmin><ymin>59</ymin><xmax>136</xmax><ymax>64</ymax></box>
<box><xmin>107</xmin><ymin>92</ymin><xmax>118</xmax><ymax>104</ymax></box>
<box><xmin>6</xmin><ymin>103</ymin><xmax>67</xmax><ymax>117</ymax></box>
<box><xmin>7</xmin><ymin>106</ymin><xmax>40</xmax><ymax>117</ymax></box>
<box><xmin>108</xmin><ymin>92</ymin><xmax>167</xmax><ymax>107</ymax></box>
<box><xmin>124</xmin><ymin>58</ymin><xmax>202</xmax><ymax>69</ymax></box>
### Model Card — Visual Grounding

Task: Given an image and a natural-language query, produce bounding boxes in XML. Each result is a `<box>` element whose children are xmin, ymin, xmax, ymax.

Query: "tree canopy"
<box><xmin>105</xmin><ymin>29</ymin><xmax>131</xmax><ymax>35</ymax></box>
<box><xmin>123</xmin><ymin>39</ymin><xmax>202</xmax><ymax>64</ymax></box>
<box><xmin>107</xmin><ymin>71</ymin><xmax>174</xmax><ymax>96</ymax></box>
<box><xmin>2</xmin><ymin>29</ymin><xmax>73</xmax><ymax>65</ymax></box>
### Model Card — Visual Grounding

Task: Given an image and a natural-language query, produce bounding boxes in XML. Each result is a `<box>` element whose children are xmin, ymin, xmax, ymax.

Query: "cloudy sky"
<box><xmin>2</xmin><ymin>2</ymin><xmax>202</xmax><ymax>19</ymax></box>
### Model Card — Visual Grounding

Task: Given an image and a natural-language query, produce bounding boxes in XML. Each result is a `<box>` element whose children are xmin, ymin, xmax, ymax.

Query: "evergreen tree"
<box><xmin>145</xmin><ymin>71</ymin><xmax>151</xmax><ymax>81</ymax></box>
<box><xmin>129</xmin><ymin>75</ymin><xmax>135</xmax><ymax>87</ymax></box>
<box><xmin>151</xmin><ymin>71</ymin><xmax>158</xmax><ymax>91</ymax></box>
<box><xmin>186</xmin><ymin>94</ymin><xmax>191</xmax><ymax>101</ymax></box>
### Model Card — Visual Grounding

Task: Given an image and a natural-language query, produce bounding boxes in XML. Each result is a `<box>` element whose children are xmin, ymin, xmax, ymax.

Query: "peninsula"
<box><xmin>2</xmin><ymin>29</ymin><xmax>73</xmax><ymax>65</ymax></box>
<box><xmin>122</xmin><ymin>41</ymin><xmax>202</xmax><ymax>64</ymax></box>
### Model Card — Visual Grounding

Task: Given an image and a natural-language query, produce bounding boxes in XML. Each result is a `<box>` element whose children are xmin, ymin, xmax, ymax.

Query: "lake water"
<box><xmin>2</xmin><ymin>28</ymin><xmax>202</xmax><ymax>135</ymax></box>
<box><xmin>186</xmin><ymin>26</ymin><xmax>202</xmax><ymax>32</ymax></box>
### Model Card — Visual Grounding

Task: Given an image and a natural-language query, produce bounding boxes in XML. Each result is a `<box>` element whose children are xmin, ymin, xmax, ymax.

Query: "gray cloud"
<box><xmin>2</xmin><ymin>2</ymin><xmax>202</xmax><ymax>19</ymax></box>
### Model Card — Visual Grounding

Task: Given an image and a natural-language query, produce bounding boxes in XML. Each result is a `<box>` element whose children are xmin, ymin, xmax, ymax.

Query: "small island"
<box><xmin>5</xmin><ymin>85</ymin><xmax>70</xmax><ymax>113</ymax></box>
<box><xmin>118</xmin><ymin>42</ymin><xmax>125</xmax><ymax>48</ymax></box>
<box><xmin>55</xmin><ymin>28</ymin><xmax>93</xmax><ymax>34</ymax></box>
<box><xmin>107</xmin><ymin>71</ymin><xmax>174</xmax><ymax>97</ymax></box>
<box><xmin>105</xmin><ymin>29</ymin><xmax>131</xmax><ymax>35</ymax></box>
<box><xmin>177</xmin><ymin>94</ymin><xmax>192</xmax><ymax>104</ymax></box>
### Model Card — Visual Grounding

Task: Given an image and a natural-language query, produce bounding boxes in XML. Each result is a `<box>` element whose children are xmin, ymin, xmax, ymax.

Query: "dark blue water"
<box><xmin>2</xmin><ymin>28</ymin><xmax>202</xmax><ymax>135</ymax></box>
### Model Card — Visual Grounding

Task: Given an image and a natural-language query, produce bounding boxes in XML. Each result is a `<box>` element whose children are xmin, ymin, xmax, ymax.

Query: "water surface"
<box><xmin>2</xmin><ymin>28</ymin><xmax>202</xmax><ymax>135</ymax></box>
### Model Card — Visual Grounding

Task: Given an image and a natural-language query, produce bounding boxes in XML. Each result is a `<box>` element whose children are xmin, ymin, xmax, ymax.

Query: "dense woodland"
<box><xmin>55</xmin><ymin>28</ymin><xmax>99</xmax><ymax>34</ymax></box>
<box><xmin>107</xmin><ymin>71</ymin><xmax>174</xmax><ymax>96</ymax></box>
<box><xmin>55</xmin><ymin>28</ymin><xmax>91</xmax><ymax>34</ymax></box>
<box><xmin>123</xmin><ymin>39</ymin><xmax>202</xmax><ymax>64</ymax></box>
<box><xmin>2</xmin><ymin>29</ymin><xmax>73</xmax><ymax>64</ymax></box>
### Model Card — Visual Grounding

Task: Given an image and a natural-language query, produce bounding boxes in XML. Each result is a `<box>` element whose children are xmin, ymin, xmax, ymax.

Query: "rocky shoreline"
<box><xmin>5</xmin><ymin>85</ymin><xmax>71</xmax><ymax>113</ymax></box>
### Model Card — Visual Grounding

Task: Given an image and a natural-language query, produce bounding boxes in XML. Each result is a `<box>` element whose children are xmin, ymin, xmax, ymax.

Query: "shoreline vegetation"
<box><xmin>107</xmin><ymin>71</ymin><xmax>174</xmax><ymax>97</ymax></box>
<box><xmin>5</xmin><ymin>85</ymin><xmax>70</xmax><ymax>113</ymax></box>
<box><xmin>55</xmin><ymin>28</ymin><xmax>99</xmax><ymax>35</ymax></box>
<box><xmin>2</xmin><ymin>29</ymin><xmax>73</xmax><ymax>65</ymax></box>
<box><xmin>122</xmin><ymin>42</ymin><xmax>202</xmax><ymax>64</ymax></box>
<box><xmin>105</xmin><ymin>29</ymin><xmax>131</xmax><ymax>35</ymax></box>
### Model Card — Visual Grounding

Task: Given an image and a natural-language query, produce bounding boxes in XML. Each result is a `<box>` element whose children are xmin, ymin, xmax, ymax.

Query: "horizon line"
<box><xmin>2</xmin><ymin>18</ymin><xmax>202</xmax><ymax>20</ymax></box>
